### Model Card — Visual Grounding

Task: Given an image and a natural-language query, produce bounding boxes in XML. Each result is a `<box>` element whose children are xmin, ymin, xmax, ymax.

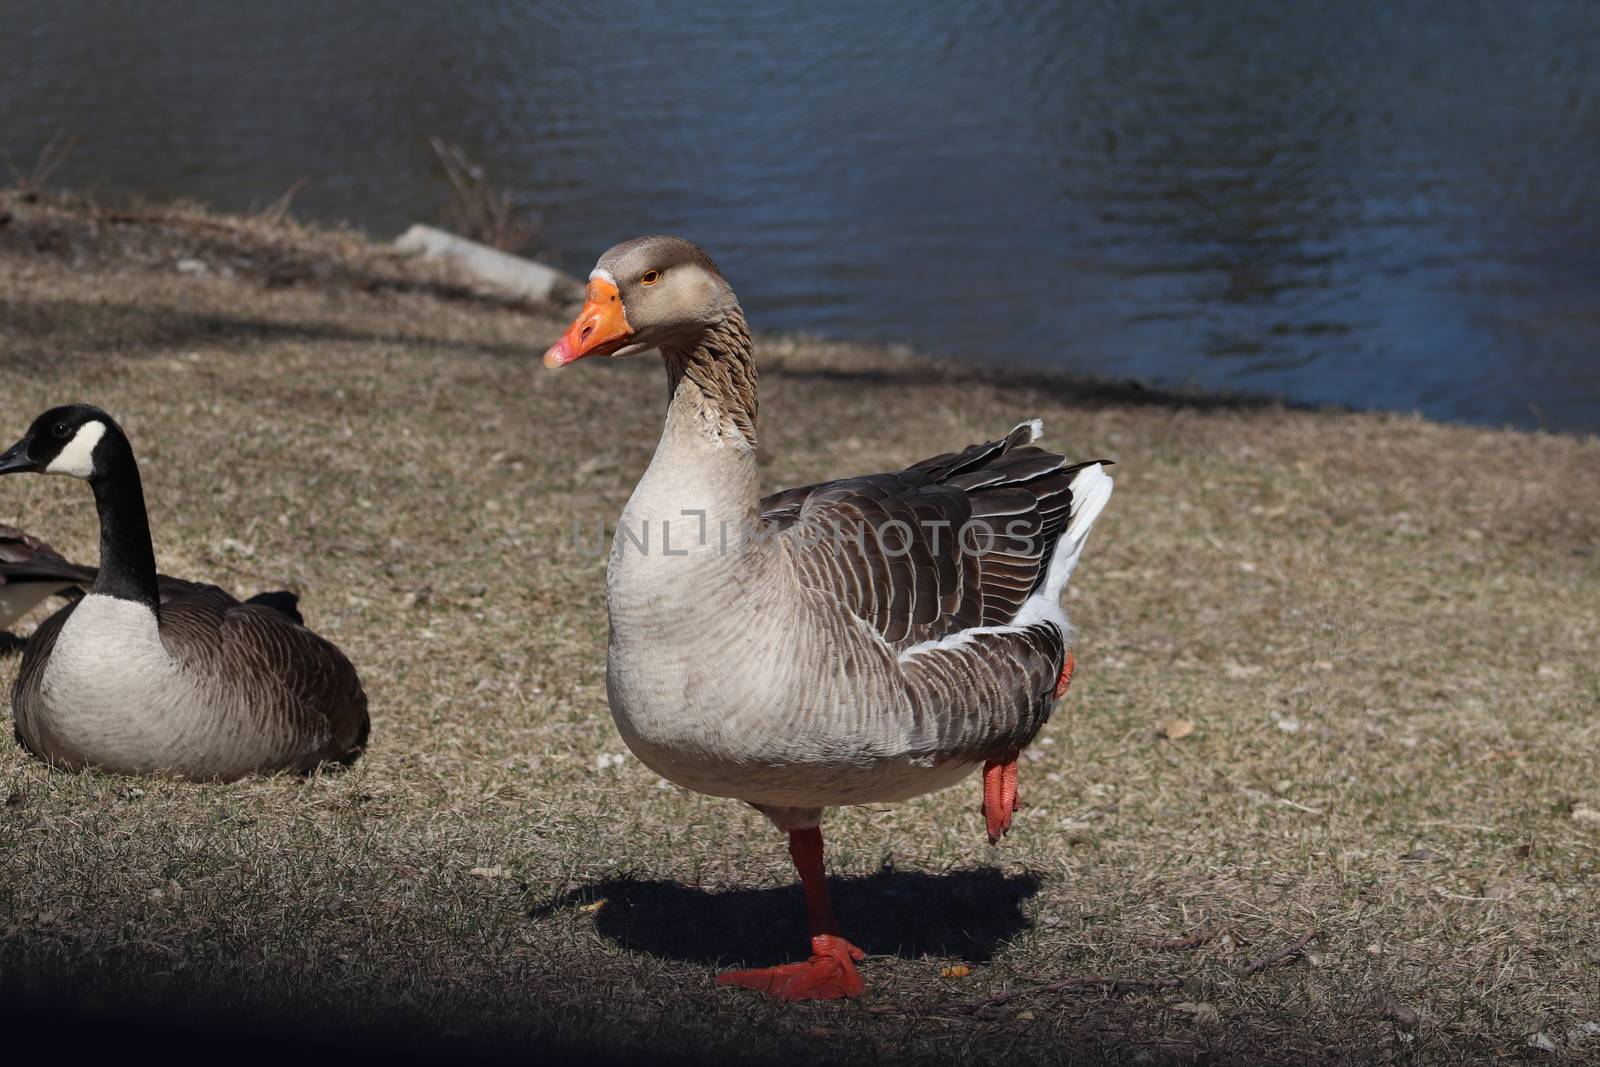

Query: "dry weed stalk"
<box><xmin>428</xmin><ymin>136</ymin><xmax>537</xmax><ymax>254</ymax></box>
<box><xmin>6</xmin><ymin>130</ymin><xmax>79</xmax><ymax>196</ymax></box>
<box><xmin>255</xmin><ymin>178</ymin><xmax>309</xmax><ymax>225</ymax></box>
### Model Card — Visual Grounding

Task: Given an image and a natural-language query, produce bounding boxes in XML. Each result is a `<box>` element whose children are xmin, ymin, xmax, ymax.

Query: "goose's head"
<box><xmin>544</xmin><ymin>236</ymin><xmax>736</xmax><ymax>369</ymax></box>
<box><xmin>0</xmin><ymin>404</ymin><xmax>124</xmax><ymax>481</ymax></box>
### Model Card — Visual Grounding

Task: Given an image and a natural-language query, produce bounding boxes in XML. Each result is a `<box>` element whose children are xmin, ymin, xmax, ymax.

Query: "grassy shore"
<box><xmin>1</xmin><ymin>190</ymin><xmax>1597</xmax><ymax>1065</ymax></box>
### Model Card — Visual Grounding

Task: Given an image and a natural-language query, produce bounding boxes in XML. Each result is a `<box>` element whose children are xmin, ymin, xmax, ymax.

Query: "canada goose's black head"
<box><xmin>0</xmin><ymin>404</ymin><xmax>126</xmax><ymax>482</ymax></box>
<box><xmin>543</xmin><ymin>236</ymin><xmax>737</xmax><ymax>369</ymax></box>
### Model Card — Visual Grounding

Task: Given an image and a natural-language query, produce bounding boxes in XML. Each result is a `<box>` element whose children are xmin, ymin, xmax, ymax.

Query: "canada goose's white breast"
<box><xmin>38</xmin><ymin>594</ymin><xmax>201</xmax><ymax>772</ymax></box>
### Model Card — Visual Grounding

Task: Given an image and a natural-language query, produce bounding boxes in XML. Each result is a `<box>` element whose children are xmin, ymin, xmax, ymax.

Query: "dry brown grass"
<box><xmin>0</xmin><ymin>191</ymin><xmax>1596</xmax><ymax>1065</ymax></box>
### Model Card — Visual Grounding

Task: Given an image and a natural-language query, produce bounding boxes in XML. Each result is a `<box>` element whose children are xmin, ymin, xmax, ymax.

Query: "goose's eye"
<box><xmin>51</xmin><ymin>422</ymin><xmax>70</xmax><ymax>440</ymax></box>
<box><xmin>640</xmin><ymin>270</ymin><xmax>661</xmax><ymax>286</ymax></box>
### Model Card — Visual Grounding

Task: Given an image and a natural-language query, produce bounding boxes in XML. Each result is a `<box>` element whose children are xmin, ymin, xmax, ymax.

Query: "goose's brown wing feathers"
<box><xmin>901</xmin><ymin>617</ymin><xmax>1067</xmax><ymax>763</ymax></box>
<box><xmin>158</xmin><ymin>585</ymin><xmax>369</xmax><ymax>769</ymax></box>
<box><xmin>764</xmin><ymin>422</ymin><xmax>1102</xmax><ymax>650</ymax></box>
<box><xmin>0</xmin><ymin>527</ymin><xmax>298</xmax><ymax>614</ymax></box>
<box><xmin>0</xmin><ymin>526</ymin><xmax>94</xmax><ymax>586</ymax></box>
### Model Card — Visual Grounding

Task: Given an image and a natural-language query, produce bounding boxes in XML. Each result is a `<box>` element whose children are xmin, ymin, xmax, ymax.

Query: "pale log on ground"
<box><xmin>394</xmin><ymin>223</ymin><xmax>581</xmax><ymax>303</ymax></box>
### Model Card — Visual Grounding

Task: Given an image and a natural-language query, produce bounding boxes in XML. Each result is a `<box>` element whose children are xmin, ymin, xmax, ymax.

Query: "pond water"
<box><xmin>7</xmin><ymin>1</ymin><xmax>1600</xmax><ymax>431</ymax></box>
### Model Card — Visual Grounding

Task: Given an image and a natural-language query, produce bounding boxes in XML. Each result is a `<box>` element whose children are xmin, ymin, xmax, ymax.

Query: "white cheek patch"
<box><xmin>45</xmin><ymin>420</ymin><xmax>106</xmax><ymax>478</ymax></box>
<box><xmin>589</xmin><ymin>267</ymin><xmax>617</xmax><ymax>287</ymax></box>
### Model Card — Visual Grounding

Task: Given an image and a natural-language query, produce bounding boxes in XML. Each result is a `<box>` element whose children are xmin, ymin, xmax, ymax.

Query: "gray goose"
<box><xmin>0</xmin><ymin>404</ymin><xmax>369</xmax><ymax>779</ymax></box>
<box><xmin>543</xmin><ymin>236</ymin><xmax>1114</xmax><ymax>1000</ymax></box>
<box><xmin>0</xmin><ymin>524</ymin><xmax>303</xmax><ymax>636</ymax></box>
<box><xmin>0</xmin><ymin>524</ymin><xmax>93</xmax><ymax>633</ymax></box>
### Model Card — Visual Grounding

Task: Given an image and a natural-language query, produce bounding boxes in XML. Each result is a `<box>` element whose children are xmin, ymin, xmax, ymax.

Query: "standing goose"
<box><xmin>0</xmin><ymin>524</ymin><xmax>94</xmax><ymax>633</ymax></box>
<box><xmin>0</xmin><ymin>405</ymin><xmax>369</xmax><ymax>779</ymax></box>
<box><xmin>543</xmin><ymin>237</ymin><xmax>1113</xmax><ymax>1000</ymax></box>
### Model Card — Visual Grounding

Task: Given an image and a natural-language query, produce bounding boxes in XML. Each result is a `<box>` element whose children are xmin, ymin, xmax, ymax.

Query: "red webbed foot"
<box><xmin>717</xmin><ymin>934</ymin><xmax>867</xmax><ymax>1000</ymax></box>
<box><xmin>982</xmin><ymin>756</ymin><xmax>1020</xmax><ymax>843</ymax></box>
<box><xmin>981</xmin><ymin>653</ymin><xmax>1074</xmax><ymax>843</ymax></box>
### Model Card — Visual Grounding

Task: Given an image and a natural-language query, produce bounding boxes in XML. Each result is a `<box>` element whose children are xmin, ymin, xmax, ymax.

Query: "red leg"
<box><xmin>983</xmin><ymin>652</ymin><xmax>1076</xmax><ymax>844</ymax></box>
<box><xmin>716</xmin><ymin>827</ymin><xmax>866</xmax><ymax>1000</ymax></box>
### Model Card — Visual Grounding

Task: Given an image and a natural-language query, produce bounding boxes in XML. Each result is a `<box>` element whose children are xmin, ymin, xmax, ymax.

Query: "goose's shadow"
<box><xmin>533</xmin><ymin>864</ymin><xmax>1040</xmax><ymax>968</ymax></box>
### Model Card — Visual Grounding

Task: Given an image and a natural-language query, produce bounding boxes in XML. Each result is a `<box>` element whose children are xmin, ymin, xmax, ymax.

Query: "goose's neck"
<box><xmin>660</xmin><ymin>305</ymin><xmax>758</xmax><ymax>453</ymax></box>
<box><xmin>87</xmin><ymin>451</ymin><xmax>160</xmax><ymax>612</ymax></box>
<box><xmin>615</xmin><ymin>308</ymin><xmax>763</xmax><ymax>572</ymax></box>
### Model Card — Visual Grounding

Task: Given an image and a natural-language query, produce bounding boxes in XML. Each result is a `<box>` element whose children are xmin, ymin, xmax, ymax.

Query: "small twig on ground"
<box><xmin>1241</xmin><ymin>928</ymin><xmax>1317</xmax><ymax>975</ymax></box>
<box><xmin>871</xmin><ymin>974</ymin><xmax>1183</xmax><ymax>1017</ymax></box>
<box><xmin>1151</xmin><ymin>929</ymin><xmax>1212</xmax><ymax>951</ymax></box>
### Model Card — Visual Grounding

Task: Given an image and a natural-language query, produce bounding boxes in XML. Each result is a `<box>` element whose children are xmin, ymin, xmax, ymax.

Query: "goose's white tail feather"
<box><xmin>1000</xmin><ymin>461</ymin><xmax>1113</xmax><ymax>650</ymax></box>
<box><xmin>1045</xmin><ymin>462</ymin><xmax>1112</xmax><ymax>601</ymax></box>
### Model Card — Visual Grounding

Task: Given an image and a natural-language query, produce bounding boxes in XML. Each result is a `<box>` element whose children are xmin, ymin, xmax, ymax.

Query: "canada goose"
<box><xmin>0</xmin><ymin>524</ymin><xmax>303</xmax><ymax>635</ymax></box>
<box><xmin>543</xmin><ymin>236</ymin><xmax>1113</xmax><ymax>999</ymax></box>
<box><xmin>0</xmin><ymin>524</ymin><xmax>93</xmax><ymax>633</ymax></box>
<box><xmin>0</xmin><ymin>404</ymin><xmax>369</xmax><ymax>779</ymax></box>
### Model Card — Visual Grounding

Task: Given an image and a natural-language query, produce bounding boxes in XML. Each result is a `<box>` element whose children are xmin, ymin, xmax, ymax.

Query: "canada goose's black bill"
<box><xmin>0</xmin><ymin>437</ymin><xmax>38</xmax><ymax>475</ymax></box>
<box><xmin>544</xmin><ymin>275</ymin><xmax>635</xmax><ymax>368</ymax></box>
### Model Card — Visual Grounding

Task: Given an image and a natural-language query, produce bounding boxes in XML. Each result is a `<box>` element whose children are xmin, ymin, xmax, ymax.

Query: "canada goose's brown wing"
<box><xmin>141</xmin><ymin>575</ymin><xmax>303</xmax><ymax>624</ymax></box>
<box><xmin>0</xmin><ymin>533</ymin><xmax>254</xmax><ymax>608</ymax></box>
<box><xmin>152</xmin><ymin>574</ymin><xmax>206</xmax><ymax>600</ymax></box>
<box><xmin>158</xmin><ymin>585</ymin><xmax>369</xmax><ymax>770</ymax></box>
<box><xmin>241</xmin><ymin>589</ymin><xmax>303</xmax><ymax>624</ymax></box>
<box><xmin>765</xmin><ymin>421</ymin><xmax>1101</xmax><ymax>650</ymax></box>
<box><xmin>0</xmin><ymin>526</ymin><xmax>94</xmax><ymax>586</ymax></box>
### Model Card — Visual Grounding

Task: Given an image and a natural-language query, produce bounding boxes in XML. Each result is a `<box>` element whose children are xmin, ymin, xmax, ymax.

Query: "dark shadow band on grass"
<box><xmin>762</xmin><ymin>357</ymin><xmax>1316</xmax><ymax>417</ymax></box>
<box><xmin>4</xmin><ymin>297</ymin><xmax>1319</xmax><ymax>420</ymax></box>
<box><xmin>0</xmin><ymin>983</ymin><xmax>699</xmax><ymax>1067</ymax></box>
<box><xmin>0</xmin><ymin>295</ymin><xmax>536</xmax><ymax>368</ymax></box>
<box><xmin>532</xmin><ymin>865</ymin><xmax>1040</xmax><ymax>969</ymax></box>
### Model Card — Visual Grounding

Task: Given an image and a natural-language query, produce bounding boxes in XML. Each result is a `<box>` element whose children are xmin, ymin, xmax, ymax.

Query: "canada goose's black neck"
<box><xmin>661</xmin><ymin>304</ymin><xmax>758</xmax><ymax>450</ymax></box>
<box><xmin>87</xmin><ymin>438</ymin><xmax>160</xmax><ymax>612</ymax></box>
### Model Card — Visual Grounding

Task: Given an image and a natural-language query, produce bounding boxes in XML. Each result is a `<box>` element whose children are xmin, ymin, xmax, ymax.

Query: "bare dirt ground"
<box><xmin>1</xmin><ymin>191</ymin><xmax>1596</xmax><ymax>1065</ymax></box>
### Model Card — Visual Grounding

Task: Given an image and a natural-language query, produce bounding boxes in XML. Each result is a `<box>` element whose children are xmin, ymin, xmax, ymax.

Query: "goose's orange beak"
<box><xmin>543</xmin><ymin>277</ymin><xmax>632</xmax><ymax>368</ymax></box>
